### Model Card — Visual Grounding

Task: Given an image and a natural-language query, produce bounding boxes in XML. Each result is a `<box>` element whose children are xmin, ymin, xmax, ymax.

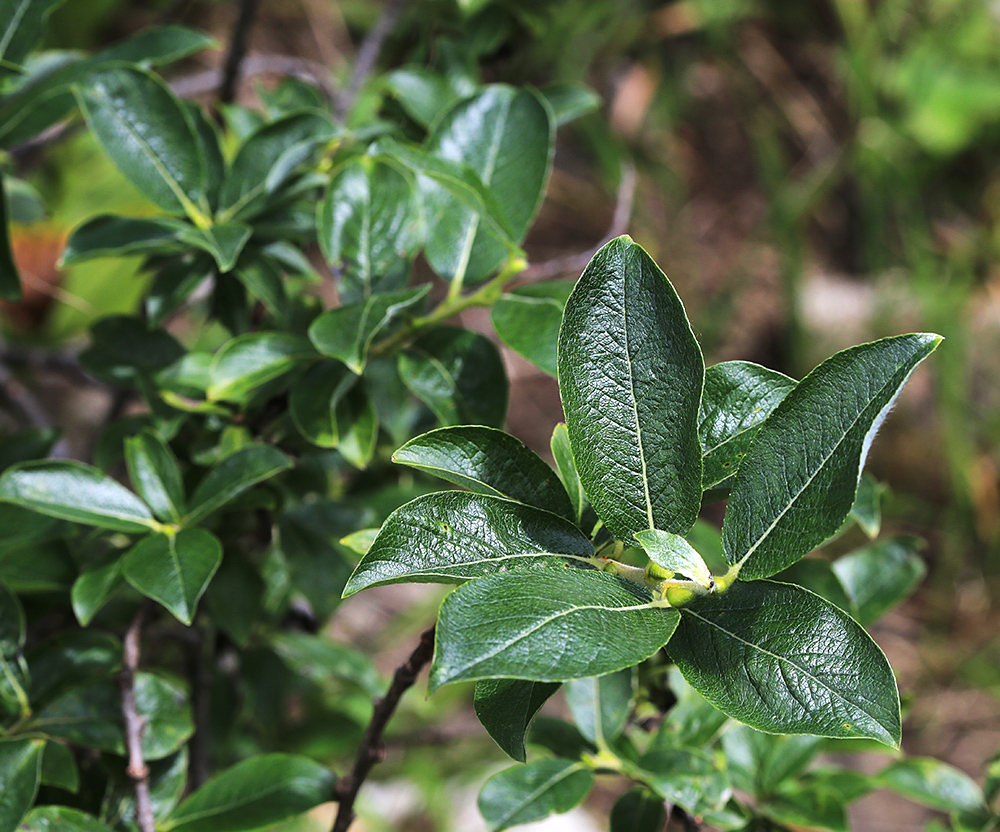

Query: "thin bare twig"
<box><xmin>121</xmin><ymin>603</ymin><xmax>155</xmax><ymax>832</ymax></box>
<box><xmin>331</xmin><ymin>626</ymin><xmax>436</xmax><ymax>832</ymax></box>
<box><xmin>218</xmin><ymin>0</ymin><xmax>263</xmax><ymax>105</ymax></box>
<box><xmin>336</xmin><ymin>0</ymin><xmax>410</xmax><ymax>121</ymax></box>
<box><xmin>518</xmin><ymin>160</ymin><xmax>638</xmax><ymax>283</ymax></box>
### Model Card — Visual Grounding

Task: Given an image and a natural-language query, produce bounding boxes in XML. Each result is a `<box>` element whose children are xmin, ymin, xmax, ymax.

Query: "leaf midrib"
<box><xmin>494</xmin><ymin>763</ymin><xmax>585</xmax><ymax>829</ymax></box>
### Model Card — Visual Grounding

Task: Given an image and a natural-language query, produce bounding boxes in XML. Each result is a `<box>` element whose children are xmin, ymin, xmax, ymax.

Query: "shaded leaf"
<box><xmin>81</xmin><ymin>315</ymin><xmax>185</xmax><ymax>383</ymax></box>
<box><xmin>632</xmin><ymin>747</ymin><xmax>730</xmax><ymax>815</ymax></box>
<box><xmin>539</xmin><ymin>82</ymin><xmax>602</xmax><ymax>126</ymax></box>
<box><xmin>565</xmin><ymin>667</ymin><xmax>633</xmax><ymax>745</ymax></box>
<box><xmin>289</xmin><ymin>359</ymin><xmax>357</xmax><ymax>448</ymax></box>
<box><xmin>490</xmin><ymin>281</ymin><xmax>573</xmax><ymax>376</ymax></box>
<box><xmin>271</xmin><ymin>631</ymin><xmax>381</xmax><ymax>697</ymax></box>
<box><xmin>879</xmin><ymin>758</ymin><xmax>984</xmax><ymax>813</ymax></box>
<box><xmin>71</xmin><ymin>557</ymin><xmax>124</xmax><ymax>626</ymax></box>
<box><xmin>333</xmin><ymin>381</ymin><xmax>379</xmax><ymax>469</ymax></box>
<box><xmin>60</xmin><ymin>215</ymin><xmax>185</xmax><ymax>265</ymax></box>
<box><xmin>474</xmin><ymin>678</ymin><xmax>559</xmax><ymax>762</ymax></box>
<box><xmin>832</xmin><ymin>535</ymin><xmax>926</xmax><ymax>625</ymax></box>
<box><xmin>20</xmin><ymin>806</ymin><xmax>116</xmax><ymax>832</ymax></box>
<box><xmin>478</xmin><ymin>759</ymin><xmax>593</xmax><ymax>832</ymax></box>
<box><xmin>0</xmin><ymin>170</ymin><xmax>21</xmax><ymax>300</ymax></box>
<box><xmin>184</xmin><ymin>446</ymin><xmax>292</xmax><ymax>525</ymax></box>
<box><xmin>0</xmin><ymin>0</ymin><xmax>67</xmax><ymax>71</ymax></box>
<box><xmin>610</xmin><ymin>788</ymin><xmax>667</xmax><ymax>832</ymax></box>
<box><xmin>550</xmin><ymin>423</ymin><xmax>586</xmax><ymax>525</ymax></box>
<box><xmin>850</xmin><ymin>473</ymin><xmax>884</xmax><ymax>538</ymax></box>
<box><xmin>176</xmin><ymin>222</ymin><xmax>252</xmax><ymax>272</ymax></box>
<box><xmin>125</xmin><ymin>429</ymin><xmax>185</xmax><ymax>523</ymax></box>
<box><xmin>0</xmin><ymin>738</ymin><xmax>44</xmax><ymax>831</ymax></box>
<box><xmin>40</xmin><ymin>739</ymin><xmax>79</xmax><ymax>792</ymax></box>
<box><xmin>207</xmin><ymin>332</ymin><xmax>313</xmax><ymax>403</ymax></box>
<box><xmin>721</xmin><ymin>724</ymin><xmax>823</xmax><ymax>797</ymax></box>
<box><xmin>774</xmin><ymin>559</ymin><xmax>854</xmax><ymax>615</ymax></box>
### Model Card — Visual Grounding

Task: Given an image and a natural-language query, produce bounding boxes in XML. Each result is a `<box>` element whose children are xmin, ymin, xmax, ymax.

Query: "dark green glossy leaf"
<box><xmin>76</xmin><ymin>67</ymin><xmax>208</xmax><ymax>218</ymax></box>
<box><xmin>334</xmin><ymin>381</ymin><xmax>379</xmax><ymax>469</ymax></box>
<box><xmin>207</xmin><ymin>332</ymin><xmax>313</xmax><ymax>403</ymax></box>
<box><xmin>27</xmin><ymin>630</ymin><xmax>120</xmax><ymax>705</ymax></box>
<box><xmin>71</xmin><ymin>557</ymin><xmax>123</xmax><ymax>625</ymax></box>
<box><xmin>610</xmin><ymin>788</ymin><xmax>667</xmax><ymax>832</ymax></box>
<box><xmin>60</xmin><ymin>215</ymin><xmax>185</xmax><ymax>265</ymax></box>
<box><xmin>176</xmin><ymin>222</ymin><xmax>252</xmax><ymax>272</ymax></box>
<box><xmin>33</xmin><ymin>672</ymin><xmax>193</xmax><ymax>759</ymax></box>
<box><xmin>631</xmin><ymin>747</ymin><xmax>729</xmax><ymax>815</ymax></box>
<box><xmin>123</xmin><ymin>529</ymin><xmax>222</xmax><ymax>625</ymax></box>
<box><xmin>527</xmin><ymin>716</ymin><xmax>595</xmax><ymax>761</ymax></box>
<box><xmin>558</xmin><ymin>236</ymin><xmax>704</xmax><ymax>541</ymax></box>
<box><xmin>184</xmin><ymin>445</ymin><xmax>292</xmax><ymax>525</ymax></box>
<box><xmin>550</xmin><ymin>423</ymin><xmax>586</xmax><ymax>525</ymax></box>
<box><xmin>491</xmin><ymin>281</ymin><xmax>573</xmax><ymax>376</ymax></box>
<box><xmin>289</xmin><ymin>360</ymin><xmax>356</xmax><ymax>447</ymax></box>
<box><xmin>669</xmin><ymin>580</ymin><xmax>901</xmax><ymax>746</ymax></box>
<box><xmin>878</xmin><ymin>757</ymin><xmax>984</xmax><ymax>813</ymax></box>
<box><xmin>81</xmin><ymin>315</ymin><xmax>185</xmax><ymax>383</ymax></box>
<box><xmin>125</xmin><ymin>429</ymin><xmax>184</xmax><ymax>523</ymax></box>
<box><xmin>0</xmin><ymin>502</ymin><xmax>64</xmax><ymax>550</ymax></box>
<box><xmin>832</xmin><ymin>535</ymin><xmax>926</xmax><ymax>626</ymax></box>
<box><xmin>393</xmin><ymin>425</ymin><xmax>574</xmax><ymax>520</ymax></box>
<box><xmin>399</xmin><ymin>326</ymin><xmax>507</xmax><ymax>428</ymax></box>
<box><xmin>309</xmin><ymin>285</ymin><xmax>429</xmax><ymax>374</ymax></box>
<box><xmin>163</xmin><ymin>753</ymin><xmax>337</xmax><ymax>832</ymax></box>
<box><xmin>474</xmin><ymin>679</ymin><xmax>559</xmax><ymax>762</ymax></box>
<box><xmin>0</xmin><ymin>0</ymin><xmax>66</xmax><ymax>71</ymax></box>
<box><xmin>0</xmin><ymin>170</ymin><xmax>21</xmax><ymax>300</ymax></box>
<box><xmin>0</xmin><ymin>581</ymin><xmax>25</xmax><ymax>716</ymax></box>
<box><xmin>720</xmin><ymin>724</ymin><xmax>823</xmax><ymax>797</ymax></box>
<box><xmin>271</xmin><ymin>631</ymin><xmax>381</xmax><ymax>697</ymax></box>
<box><xmin>146</xmin><ymin>256</ymin><xmax>214</xmax><ymax>327</ymax></box>
<box><xmin>20</xmin><ymin>806</ymin><xmax>116</xmax><ymax>832</ymax></box>
<box><xmin>185</xmin><ymin>102</ymin><xmax>224</xmax><ymax>210</ymax></box>
<box><xmin>234</xmin><ymin>257</ymin><xmax>290</xmax><ymax>321</ymax></box>
<box><xmin>699</xmin><ymin>361</ymin><xmax>796</xmax><ymax>490</ymax></box>
<box><xmin>565</xmin><ymin>667</ymin><xmax>633</xmax><ymax>745</ymax></box>
<box><xmin>0</xmin><ymin>541</ymin><xmax>74</xmax><ymax>593</ymax></box>
<box><xmin>40</xmin><ymin>739</ymin><xmax>79</xmax><ymax>792</ymax></box>
<box><xmin>318</xmin><ymin>157</ymin><xmax>422</xmax><ymax>298</ymax></box>
<box><xmin>634</xmin><ymin>529</ymin><xmax>713</xmax><ymax>589</ymax></box>
<box><xmin>0</xmin><ymin>737</ymin><xmax>44</xmax><ymax>830</ymax></box>
<box><xmin>0</xmin><ymin>460</ymin><xmax>156</xmax><ymax>532</ymax></box>
<box><xmin>723</xmin><ymin>334</ymin><xmax>941</xmax><ymax>580</ymax></box>
<box><xmin>422</xmin><ymin>85</ymin><xmax>553</xmax><ymax>286</ymax></box>
<box><xmin>430</xmin><ymin>569</ymin><xmax>679</xmax><ymax>688</ymax></box>
<box><xmin>478</xmin><ymin>759</ymin><xmax>593</xmax><ymax>832</ymax></box>
<box><xmin>104</xmin><ymin>749</ymin><xmax>188</xmax><ymax>826</ymax></box>
<box><xmin>343</xmin><ymin>491</ymin><xmax>595</xmax><ymax>596</ymax></box>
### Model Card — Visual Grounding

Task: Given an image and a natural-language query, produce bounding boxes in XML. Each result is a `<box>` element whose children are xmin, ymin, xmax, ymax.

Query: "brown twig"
<box><xmin>218</xmin><ymin>0</ymin><xmax>262</xmax><ymax>105</ymax></box>
<box><xmin>336</xmin><ymin>0</ymin><xmax>410</xmax><ymax>121</ymax></box>
<box><xmin>120</xmin><ymin>603</ymin><xmax>155</xmax><ymax>832</ymax></box>
<box><xmin>518</xmin><ymin>160</ymin><xmax>638</xmax><ymax>283</ymax></box>
<box><xmin>331</xmin><ymin>626</ymin><xmax>436</xmax><ymax>832</ymax></box>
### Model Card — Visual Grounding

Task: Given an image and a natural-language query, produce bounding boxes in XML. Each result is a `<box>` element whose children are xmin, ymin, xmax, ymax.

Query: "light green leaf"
<box><xmin>0</xmin><ymin>460</ymin><xmax>156</xmax><ymax>532</ymax></box>
<box><xmin>422</xmin><ymin>85</ymin><xmax>553</xmax><ymax>286</ymax></box>
<box><xmin>558</xmin><ymin>236</ymin><xmax>704</xmax><ymax>541</ymax></box>
<box><xmin>430</xmin><ymin>569</ymin><xmax>679</xmax><ymax>688</ymax></box>
<box><xmin>176</xmin><ymin>222</ymin><xmax>252</xmax><ymax>272</ymax></box>
<box><xmin>565</xmin><ymin>667</ymin><xmax>634</xmax><ymax>746</ymax></box>
<box><xmin>832</xmin><ymin>535</ymin><xmax>926</xmax><ymax>626</ymax></box>
<box><xmin>669</xmin><ymin>580</ymin><xmax>901</xmax><ymax>746</ymax></box>
<box><xmin>539</xmin><ymin>82</ymin><xmax>602</xmax><ymax>127</ymax></box>
<box><xmin>343</xmin><ymin>491</ymin><xmax>595</xmax><ymax>596</ymax></box>
<box><xmin>879</xmin><ymin>757</ymin><xmax>984</xmax><ymax>813</ymax></box>
<box><xmin>162</xmin><ymin>754</ymin><xmax>337</xmax><ymax>832</ymax></box>
<box><xmin>20</xmin><ymin>806</ymin><xmax>117</xmax><ymax>832</ymax></box>
<box><xmin>0</xmin><ymin>737</ymin><xmax>44</xmax><ymax>831</ymax></box>
<box><xmin>491</xmin><ymin>281</ymin><xmax>574</xmax><ymax>376</ymax></box>
<box><xmin>551</xmin><ymin>423</ymin><xmax>586</xmax><ymax>525</ymax></box>
<box><xmin>699</xmin><ymin>361</ymin><xmax>796</xmax><ymax>489</ymax></box>
<box><xmin>339</xmin><ymin>528</ymin><xmax>379</xmax><ymax>555</ymax></box>
<box><xmin>634</xmin><ymin>529</ymin><xmax>713</xmax><ymax>589</ymax></box>
<box><xmin>0</xmin><ymin>0</ymin><xmax>66</xmax><ymax>71</ymax></box>
<box><xmin>720</xmin><ymin>724</ymin><xmax>823</xmax><ymax>797</ymax></box>
<box><xmin>75</xmin><ymin>66</ymin><xmax>207</xmax><ymax>219</ymax></box>
<box><xmin>125</xmin><ymin>429</ymin><xmax>185</xmax><ymax>523</ymax></box>
<box><xmin>318</xmin><ymin>157</ymin><xmax>422</xmax><ymax>298</ymax></box>
<box><xmin>393</xmin><ymin>425</ymin><xmax>574</xmax><ymax>520</ymax></box>
<box><xmin>123</xmin><ymin>529</ymin><xmax>222</xmax><ymax>625</ymax></box>
<box><xmin>0</xmin><ymin>170</ymin><xmax>21</xmax><ymax>301</ymax></box>
<box><xmin>474</xmin><ymin>679</ymin><xmax>559</xmax><ymax>762</ymax></box>
<box><xmin>723</xmin><ymin>333</ymin><xmax>941</xmax><ymax>580</ymax></box>
<box><xmin>207</xmin><ymin>332</ymin><xmax>313</xmax><ymax>403</ymax></box>
<box><xmin>610</xmin><ymin>788</ymin><xmax>667</xmax><ymax>832</ymax></box>
<box><xmin>60</xmin><ymin>215</ymin><xmax>186</xmax><ymax>265</ymax></box>
<box><xmin>184</xmin><ymin>446</ymin><xmax>292</xmax><ymax>525</ymax></box>
<box><xmin>478</xmin><ymin>759</ymin><xmax>593</xmax><ymax>832</ymax></box>
<box><xmin>850</xmin><ymin>473</ymin><xmax>883</xmax><ymax>538</ymax></box>
<box><xmin>399</xmin><ymin>326</ymin><xmax>508</xmax><ymax>428</ymax></box>
<box><xmin>308</xmin><ymin>285</ymin><xmax>430</xmax><ymax>374</ymax></box>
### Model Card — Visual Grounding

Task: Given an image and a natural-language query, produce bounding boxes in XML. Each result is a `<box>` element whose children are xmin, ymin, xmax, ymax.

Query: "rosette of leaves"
<box><xmin>344</xmin><ymin>235</ymin><xmax>941</xmax><ymax>828</ymax></box>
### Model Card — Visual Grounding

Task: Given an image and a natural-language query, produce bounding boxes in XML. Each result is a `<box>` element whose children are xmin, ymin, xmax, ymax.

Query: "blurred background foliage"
<box><xmin>6</xmin><ymin>0</ymin><xmax>1000</xmax><ymax>827</ymax></box>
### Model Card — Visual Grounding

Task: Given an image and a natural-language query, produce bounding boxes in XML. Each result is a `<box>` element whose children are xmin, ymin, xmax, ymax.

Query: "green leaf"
<box><xmin>610</xmin><ymin>788</ymin><xmax>667</xmax><ymax>832</ymax></box>
<box><xmin>60</xmin><ymin>215</ymin><xmax>186</xmax><ymax>265</ymax></box>
<box><xmin>308</xmin><ymin>285</ymin><xmax>430</xmax><ymax>374</ymax></box>
<box><xmin>382</xmin><ymin>66</ymin><xmax>476</xmax><ymax>128</ymax></box>
<box><xmin>234</xmin><ymin>257</ymin><xmax>290</xmax><ymax>321</ymax></box>
<box><xmin>422</xmin><ymin>85</ymin><xmax>553</xmax><ymax>286</ymax></box>
<box><xmin>162</xmin><ymin>753</ymin><xmax>337</xmax><ymax>832</ymax></box>
<box><xmin>652</xmin><ymin>668</ymin><xmax>727</xmax><ymax>748</ymax></box>
<box><xmin>123</xmin><ymin>529</ymin><xmax>222</xmax><ymax>625</ymax></box>
<box><xmin>76</xmin><ymin>66</ymin><xmax>208</xmax><ymax>219</ymax></box>
<box><xmin>343</xmin><ymin>491</ymin><xmax>595</xmax><ymax>596</ymax></box>
<box><xmin>33</xmin><ymin>672</ymin><xmax>193</xmax><ymax>759</ymax></box>
<box><xmin>761</xmin><ymin>786</ymin><xmax>848</xmax><ymax>832</ymax></box>
<box><xmin>289</xmin><ymin>360</ymin><xmax>355</xmax><ymax>447</ymax></box>
<box><xmin>271</xmin><ymin>631</ymin><xmax>382</xmax><ymax>697</ymax></box>
<box><xmin>634</xmin><ymin>529</ymin><xmax>713</xmax><ymax>589</ymax></box>
<box><xmin>721</xmin><ymin>724</ymin><xmax>823</xmax><ymax>797</ymax></box>
<box><xmin>184</xmin><ymin>445</ymin><xmax>292</xmax><ymax>525</ymax></box>
<box><xmin>104</xmin><ymin>749</ymin><xmax>189</xmax><ymax>827</ymax></box>
<box><xmin>40</xmin><ymin>739</ymin><xmax>79</xmax><ymax>792</ymax></box>
<box><xmin>318</xmin><ymin>156</ymin><xmax>422</xmax><ymax>298</ymax></box>
<box><xmin>631</xmin><ymin>748</ymin><xmax>729</xmax><ymax>815</ymax></box>
<box><xmin>430</xmin><ymin>569</ymin><xmax>679</xmax><ymax>688</ymax></box>
<box><xmin>0</xmin><ymin>738</ymin><xmax>44</xmax><ymax>831</ymax></box>
<box><xmin>333</xmin><ymin>381</ymin><xmax>379</xmax><ymax>469</ymax></box>
<box><xmin>669</xmin><ymin>580</ymin><xmax>901</xmax><ymax>746</ymax></box>
<box><xmin>490</xmin><ymin>281</ymin><xmax>574</xmax><ymax>376</ymax></box>
<box><xmin>125</xmin><ymin>429</ymin><xmax>185</xmax><ymax>523</ymax></box>
<box><xmin>81</xmin><ymin>315</ymin><xmax>185</xmax><ymax>383</ymax></box>
<box><xmin>565</xmin><ymin>668</ymin><xmax>634</xmax><ymax>745</ymax></box>
<box><xmin>71</xmin><ymin>557</ymin><xmax>124</xmax><ymax>625</ymax></box>
<box><xmin>20</xmin><ymin>806</ymin><xmax>116</xmax><ymax>832</ymax></box>
<box><xmin>832</xmin><ymin>535</ymin><xmax>926</xmax><ymax>625</ymax></box>
<box><xmin>176</xmin><ymin>222</ymin><xmax>252</xmax><ymax>272</ymax></box>
<box><xmin>207</xmin><ymin>332</ymin><xmax>313</xmax><ymax>403</ymax></box>
<box><xmin>0</xmin><ymin>0</ymin><xmax>66</xmax><ymax>70</ymax></box>
<box><xmin>558</xmin><ymin>236</ymin><xmax>704</xmax><ymax>541</ymax></box>
<box><xmin>723</xmin><ymin>333</ymin><xmax>941</xmax><ymax>580</ymax></box>
<box><xmin>474</xmin><ymin>679</ymin><xmax>559</xmax><ymax>762</ymax></box>
<box><xmin>550</xmin><ymin>423</ymin><xmax>586</xmax><ymax>525</ymax></box>
<box><xmin>0</xmin><ymin>170</ymin><xmax>21</xmax><ymax>301</ymax></box>
<box><xmin>539</xmin><ymin>82</ymin><xmax>602</xmax><ymax>127</ymax></box>
<box><xmin>774</xmin><ymin>559</ymin><xmax>854</xmax><ymax>615</ymax></box>
<box><xmin>478</xmin><ymin>759</ymin><xmax>593</xmax><ymax>832</ymax></box>
<box><xmin>850</xmin><ymin>473</ymin><xmax>883</xmax><ymax>538</ymax></box>
<box><xmin>879</xmin><ymin>758</ymin><xmax>984</xmax><ymax>813</ymax></box>
<box><xmin>399</xmin><ymin>326</ymin><xmax>508</xmax><ymax>428</ymax></box>
<box><xmin>0</xmin><ymin>460</ymin><xmax>156</xmax><ymax>532</ymax></box>
<box><xmin>699</xmin><ymin>361</ymin><xmax>796</xmax><ymax>490</ymax></box>
<box><xmin>393</xmin><ymin>426</ymin><xmax>574</xmax><ymax>521</ymax></box>
<box><xmin>96</xmin><ymin>25</ymin><xmax>216</xmax><ymax>67</ymax></box>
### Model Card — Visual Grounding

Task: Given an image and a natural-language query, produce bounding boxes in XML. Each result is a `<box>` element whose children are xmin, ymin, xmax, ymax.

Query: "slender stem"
<box><xmin>331</xmin><ymin>626</ymin><xmax>436</xmax><ymax>832</ymax></box>
<box><xmin>218</xmin><ymin>0</ymin><xmax>262</xmax><ymax>105</ymax></box>
<box><xmin>337</xmin><ymin>0</ymin><xmax>410</xmax><ymax>121</ymax></box>
<box><xmin>120</xmin><ymin>603</ymin><xmax>155</xmax><ymax>832</ymax></box>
